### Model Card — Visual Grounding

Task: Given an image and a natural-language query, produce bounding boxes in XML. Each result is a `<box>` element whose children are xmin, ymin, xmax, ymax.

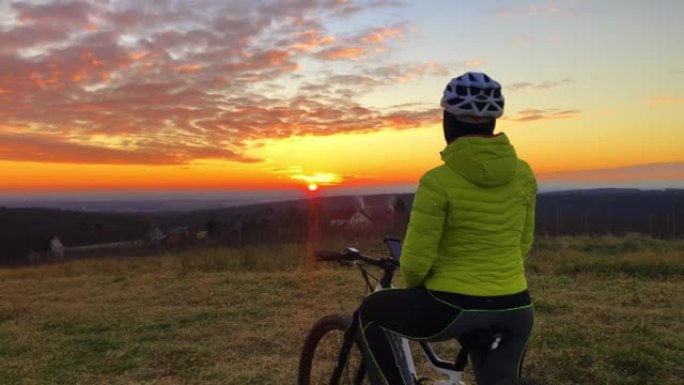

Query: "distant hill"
<box><xmin>0</xmin><ymin>208</ymin><xmax>152</xmax><ymax>265</ymax></box>
<box><xmin>1</xmin><ymin>189</ymin><xmax>682</xmax><ymax>265</ymax></box>
<box><xmin>543</xmin><ymin>188</ymin><xmax>681</xmax><ymax>196</ymax></box>
<box><xmin>535</xmin><ymin>188</ymin><xmax>683</xmax><ymax>238</ymax></box>
<box><xmin>150</xmin><ymin>193</ymin><xmax>412</xmax><ymax>231</ymax></box>
<box><xmin>148</xmin><ymin>188</ymin><xmax>684</xmax><ymax>237</ymax></box>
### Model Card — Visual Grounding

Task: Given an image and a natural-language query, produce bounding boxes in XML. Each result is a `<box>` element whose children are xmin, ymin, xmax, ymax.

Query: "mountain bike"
<box><xmin>297</xmin><ymin>238</ymin><xmax>503</xmax><ymax>385</ymax></box>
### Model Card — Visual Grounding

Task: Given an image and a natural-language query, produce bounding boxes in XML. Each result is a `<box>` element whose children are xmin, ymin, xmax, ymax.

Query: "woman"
<box><xmin>358</xmin><ymin>72</ymin><xmax>537</xmax><ymax>385</ymax></box>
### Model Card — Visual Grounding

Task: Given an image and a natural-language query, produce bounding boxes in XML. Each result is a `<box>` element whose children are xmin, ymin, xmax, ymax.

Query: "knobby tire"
<box><xmin>298</xmin><ymin>314</ymin><xmax>369</xmax><ymax>385</ymax></box>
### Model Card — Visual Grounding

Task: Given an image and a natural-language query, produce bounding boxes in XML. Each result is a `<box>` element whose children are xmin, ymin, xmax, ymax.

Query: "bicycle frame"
<box><xmin>325</xmin><ymin>246</ymin><xmax>468</xmax><ymax>385</ymax></box>
<box><xmin>371</xmin><ymin>280</ymin><xmax>467</xmax><ymax>385</ymax></box>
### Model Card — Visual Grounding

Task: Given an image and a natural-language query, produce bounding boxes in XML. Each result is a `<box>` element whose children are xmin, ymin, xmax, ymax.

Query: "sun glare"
<box><xmin>291</xmin><ymin>172</ymin><xmax>341</xmax><ymax>190</ymax></box>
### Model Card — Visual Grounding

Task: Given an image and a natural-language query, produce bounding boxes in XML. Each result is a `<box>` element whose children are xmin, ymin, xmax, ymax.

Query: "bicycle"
<box><xmin>298</xmin><ymin>238</ymin><xmax>504</xmax><ymax>385</ymax></box>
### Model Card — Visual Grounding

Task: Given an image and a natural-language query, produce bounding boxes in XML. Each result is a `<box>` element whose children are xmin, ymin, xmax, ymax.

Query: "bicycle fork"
<box><xmin>329</xmin><ymin>311</ymin><xmax>366</xmax><ymax>385</ymax></box>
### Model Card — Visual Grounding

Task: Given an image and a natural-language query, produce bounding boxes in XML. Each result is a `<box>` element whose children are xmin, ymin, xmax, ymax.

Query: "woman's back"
<box><xmin>401</xmin><ymin>134</ymin><xmax>537</xmax><ymax>296</ymax></box>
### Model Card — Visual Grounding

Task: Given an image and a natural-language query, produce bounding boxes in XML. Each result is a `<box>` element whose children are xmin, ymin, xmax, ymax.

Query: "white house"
<box><xmin>330</xmin><ymin>209</ymin><xmax>373</xmax><ymax>229</ymax></box>
<box><xmin>50</xmin><ymin>236</ymin><xmax>65</xmax><ymax>260</ymax></box>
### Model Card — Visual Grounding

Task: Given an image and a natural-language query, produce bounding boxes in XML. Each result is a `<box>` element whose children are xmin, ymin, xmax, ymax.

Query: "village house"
<box><xmin>51</xmin><ymin>236</ymin><xmax>65</xmax><ymax>260</ymax></box>
<box><xmin>329</xmin><ymin>208</ymin><xmax>374</xmax><ymax>229</ymax></box>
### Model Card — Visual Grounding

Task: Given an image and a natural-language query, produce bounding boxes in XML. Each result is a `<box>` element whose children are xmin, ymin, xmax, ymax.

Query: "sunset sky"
<box><xmin>1</xmin><ymin>0</ymin><xmax>683</xmax><ymax>198</ymax></box>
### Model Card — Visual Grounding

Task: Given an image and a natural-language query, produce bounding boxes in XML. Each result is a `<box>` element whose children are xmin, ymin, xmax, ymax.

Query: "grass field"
<box><xmin>0</xmin><ymin>235</ymin><xmax>683</xmax><ymax>385</ymax></box>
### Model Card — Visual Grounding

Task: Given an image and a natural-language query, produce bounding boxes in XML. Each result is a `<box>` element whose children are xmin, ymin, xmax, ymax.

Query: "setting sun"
<box><xmin>291</xmin><ymin>172</ymin><xmax>341</xmax><ymax>189</ymax></box>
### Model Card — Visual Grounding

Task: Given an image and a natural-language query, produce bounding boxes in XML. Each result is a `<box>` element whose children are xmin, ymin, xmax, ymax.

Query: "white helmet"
<box><xmin>440</xmin><ymin>72</ymin><xmax>505</xmax><ymax>120</ymax></box>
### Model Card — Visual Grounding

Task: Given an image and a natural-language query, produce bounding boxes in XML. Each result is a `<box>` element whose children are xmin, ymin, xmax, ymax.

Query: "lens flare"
<box><xmin>291</xmin><ymin>172</ymin><xmax>341</xmax><ymax>190</ymax></box>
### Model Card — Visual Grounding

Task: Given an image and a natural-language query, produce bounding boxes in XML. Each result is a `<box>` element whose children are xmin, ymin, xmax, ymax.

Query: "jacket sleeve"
<box><xmin>400</xmin><ymin>171</ymin><xmax>447</xmax><ymax>288</ymax></box>
<box><xmin>520</xmin><ymin>167</ymin><xmax>538</xmax><ymax>259</ymax></box>
<box><xmin>520</xmin><ymin>193</ymin><xmax>536</xmax><ymax>259</ymax></box>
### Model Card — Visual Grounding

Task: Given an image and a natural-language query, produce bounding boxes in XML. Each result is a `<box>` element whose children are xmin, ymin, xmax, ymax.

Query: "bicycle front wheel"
<box><xmin>298</xmin><ymin>314</ymin><xmax>370</xmax><ymax>385</ymax></box>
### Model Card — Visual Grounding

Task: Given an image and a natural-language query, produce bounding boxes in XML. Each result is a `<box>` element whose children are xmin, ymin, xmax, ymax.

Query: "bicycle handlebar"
<box><xmin>314</xmin><ymin>248</ymin><xmax>399</xmax><ymax>268</ymax></box>
<box><xmin>314</xmin><ymin>250</ymin><xmax>348</xmax><ymax>262</ymax></box>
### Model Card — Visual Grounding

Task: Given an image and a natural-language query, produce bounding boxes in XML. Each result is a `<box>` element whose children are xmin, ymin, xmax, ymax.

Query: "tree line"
<box><xmin>1</xmin><ymin>189</ymin><xmax>681</xmax><ymax>266</ymax></box>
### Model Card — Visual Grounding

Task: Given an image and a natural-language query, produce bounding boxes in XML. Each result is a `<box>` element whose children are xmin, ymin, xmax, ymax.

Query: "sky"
<box><xmin>0</xmin><ymin>0</ymin><xmax>683</xmax><ymax>198</ymax></box>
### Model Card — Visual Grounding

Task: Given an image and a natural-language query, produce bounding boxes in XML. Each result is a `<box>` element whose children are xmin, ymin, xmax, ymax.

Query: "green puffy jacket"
<box><xmin>400</xmin><ymin>133</ymin><xmax>537</xmax><ymax>296</ymax></box>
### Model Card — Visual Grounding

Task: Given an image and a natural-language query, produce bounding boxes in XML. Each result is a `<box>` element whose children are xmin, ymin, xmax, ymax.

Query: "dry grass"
<box><xmin>0</xmin><ymin>235</ymin><xmax>682</xmax><ymax>385</ymax></box>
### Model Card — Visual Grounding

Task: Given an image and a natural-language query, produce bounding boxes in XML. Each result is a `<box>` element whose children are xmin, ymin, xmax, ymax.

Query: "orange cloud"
<box><xmin>129</xmin><ymin>51</ymin><xmax>149</xmax><ymax>61</ymax></box>
<box><xmin>360</xmin><ymin>27</ymin><xmax>405</xmax><ymax>44</ymax></box>
<box><xmin>505</xmin><ymin>109</ymin><xmax>580</xmax><ymax>122</ymax></box>
<box><xmin>30</xmin><ymin>71</ymin><xmax>60</xmax><ymax>88</ymax></box>
<box><xmin>314</xmin><ymin>46</ymin><xmax>366</xmax><ymax>60</ymax></box>
<box><xmin>0</xmin><ymin>133</ymin><xmax>260</xmax><ymax>165</ymax></box>
<box><xmin>366</xmin><ymin>62</ymin><xmax>448</xmax><ymax>83</ymax></box>
<box><xmin>0</xmin><ymin>0</ymin><xmax>431</xmax><ymax>169</ymax></box>
<box><xmin>289</xmin><ymin>30</ymin><xmax>336</xmax><ymax>52</ymax></box>
<box><xmin>13</xmin><ymin>1</ymin><xmax>95</xmax><ymax>24</ymax></box>
<box><xmin>509</xmin><ymin>79</ymin><xmax>574</xmax><ymax>91</ymax></box>
<box><xmin>82</xmin><ymin>51</ymin><xmax>103</xmax><ymax>67</ymax></box>
<box><xmin>649</xmin><ymin>98</ymin><xmax>684</xmax><ymax>105</ymax></box>
<box><xmin>463</xmin><ymin>59</ymin><xmax>486</xmax><ymax>69</ymax></box>
<box><xmin>71</xmin><ymin>71</ymin><xmax>85</xmax><ymax>83</ymax></box>
<box><xmin>361</xmin><ymin>32</ymin><xmax>385</xmax><ymax>44</ymax></box>
<box><xmin>0</xmin><ymin>2</ymin><xmax>93</xmax><ymax>50</ymax></box>
<box><xmin>538</xmin><ymin>162</ymin><xmax>684</xmax><ymax>182</ymax></box>
<box><xmin>225</xmin><ymin>49</ymin><xmax>297</xmax><ymax>74</ymax></box>
<box><xmin>174</xmin><ymin>64</ymin><xmax>202</xmax><ymax>73</ymax></box>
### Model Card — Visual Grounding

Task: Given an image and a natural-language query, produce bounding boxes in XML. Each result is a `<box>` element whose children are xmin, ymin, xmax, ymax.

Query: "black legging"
<box><xmin>358</xmin><ymin>287</ymin><xmax>533</xmax><ymax>385</ymax></box>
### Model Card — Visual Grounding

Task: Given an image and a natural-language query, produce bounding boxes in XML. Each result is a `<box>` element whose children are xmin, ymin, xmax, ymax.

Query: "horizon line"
<box><xmin>0</xmin><ymin>182</ymin><xmax>682</xmax><ymax>202</ymax></box>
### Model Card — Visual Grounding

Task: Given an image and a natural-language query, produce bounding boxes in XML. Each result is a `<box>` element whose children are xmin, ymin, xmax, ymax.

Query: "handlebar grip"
<box><xmin>314</xmin><ymin>250</ymin><xmax>345</xmax><ymax>261</ymax></box>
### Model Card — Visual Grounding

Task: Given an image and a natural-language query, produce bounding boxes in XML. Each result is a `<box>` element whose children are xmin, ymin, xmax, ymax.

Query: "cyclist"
<box><xmin>358</xmin><ymin>72</ymin><xmax>537</xmax><ymax>385</ymax></box>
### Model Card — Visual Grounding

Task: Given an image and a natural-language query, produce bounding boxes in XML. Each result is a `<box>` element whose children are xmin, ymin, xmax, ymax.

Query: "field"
<box><xmin>0</xmin><ymin>235</ymin><xmax>683</xmax><ymax>385</ymax></box>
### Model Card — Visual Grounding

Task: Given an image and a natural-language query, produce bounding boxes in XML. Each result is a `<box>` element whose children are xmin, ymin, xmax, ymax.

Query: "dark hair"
<box><xmin>443</xmin><ymin>110</ymin><xmax>496</xmax><ymax>143</ymax></box>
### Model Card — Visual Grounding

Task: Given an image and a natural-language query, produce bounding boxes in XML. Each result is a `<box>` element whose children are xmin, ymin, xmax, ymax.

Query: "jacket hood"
<box><xmin>440</xmin><ymin>134</ymin><xmax>518</xmax><ymax>187</ymax></box>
